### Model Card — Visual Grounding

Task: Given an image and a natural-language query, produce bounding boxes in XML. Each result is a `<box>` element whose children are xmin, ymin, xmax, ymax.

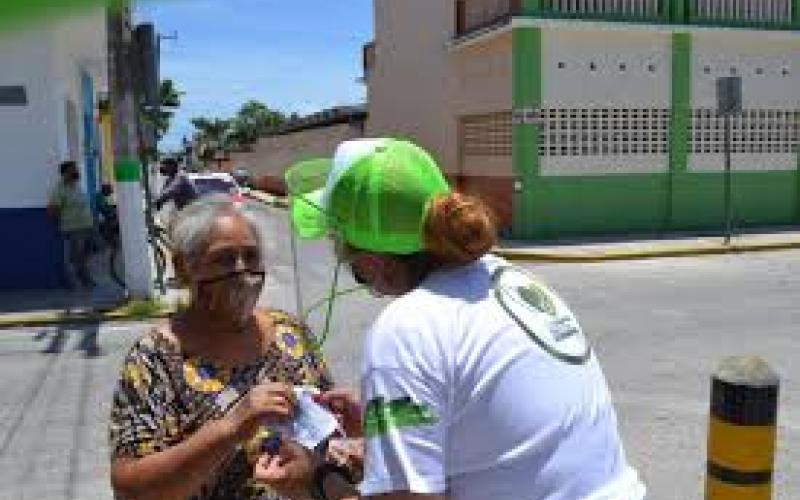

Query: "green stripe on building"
<box><xmin>670</xmin><ymin>32</ymin><xmax>691</xmax><ymax>175</ymax></box>
<box><xmin>512</xmin><ymin>26</ymin><xmax>541</xmax><ymax>239</ymax></box>
<box><xmin>115</xmin><ymin>158</ymin><xmax>142</xmax><ymax>182</ymax></box>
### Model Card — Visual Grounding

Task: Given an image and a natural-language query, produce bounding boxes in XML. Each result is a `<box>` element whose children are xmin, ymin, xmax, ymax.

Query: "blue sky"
<box><xmin>136</xmin><ymin>0</ymin><xmax>372</xmax><ymax>150</ymax></box>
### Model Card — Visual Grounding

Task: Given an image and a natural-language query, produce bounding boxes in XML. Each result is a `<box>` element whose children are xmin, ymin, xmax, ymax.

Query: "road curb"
<box><xmin>495</xmin><ymin>240</ymin><xmax>800</xmax><ymax>263</ymax></box>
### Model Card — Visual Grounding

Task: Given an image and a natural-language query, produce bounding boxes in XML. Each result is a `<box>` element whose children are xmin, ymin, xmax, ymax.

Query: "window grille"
<box><xmin>461</xmin><ymin>111</ymin><xmax>513</xmax><ymax>156</ymax></box>
<box><xmin>538</xmin><ymin>108</ymin><xmax>671</xmax><ymax>157</ymax></box>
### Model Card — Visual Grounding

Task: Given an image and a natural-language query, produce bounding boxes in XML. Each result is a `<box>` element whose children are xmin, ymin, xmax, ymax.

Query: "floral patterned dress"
<box><xmin>109</xmin><ymin>309</ymin><xmax>333</xmax><ymax>499</ymax></box>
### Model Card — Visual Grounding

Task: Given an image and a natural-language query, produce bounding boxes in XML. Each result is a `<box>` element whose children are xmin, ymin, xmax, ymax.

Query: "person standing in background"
<box><xmin>47</xmin><ymin>160</ymin><xmax>96</xmax><ymax>288</ymax></box>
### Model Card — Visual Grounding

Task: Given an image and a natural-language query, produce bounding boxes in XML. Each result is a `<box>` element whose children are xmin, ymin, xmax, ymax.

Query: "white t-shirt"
<box><xmin>359</xmin><ymin>254</ymin><xmax>646</xmax><ymax>500</ymax></box>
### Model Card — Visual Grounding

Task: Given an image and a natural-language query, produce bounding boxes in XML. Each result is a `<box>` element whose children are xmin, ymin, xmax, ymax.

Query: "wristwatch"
<box><xmin>310</xmin><ymin>462</ymin><xmax>355</xmax><ymax>500</ymax></box>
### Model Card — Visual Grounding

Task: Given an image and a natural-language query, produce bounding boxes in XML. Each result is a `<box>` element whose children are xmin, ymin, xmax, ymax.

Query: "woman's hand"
<box><xmin>223</xmin><ymin>382</ymin><xmax>295</xmax><ymax>442</ymax></box>
<box><xmin>314</xmin><ymin>389</ymin><xmax>363</xmax><ymax>438</ymax></box>
<box><xmin>253</xmin><ymin>440</ymin><xmax>316</xmax><ymax>500</ymax></box>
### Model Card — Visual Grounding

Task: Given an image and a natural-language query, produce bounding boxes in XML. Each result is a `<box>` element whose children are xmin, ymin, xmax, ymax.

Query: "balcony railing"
<box><xmin>691</xmin><ymin>0</ymin><xmax>793</xmax><ymax>26</ymax></box>
<box><xmin>454</xmin><ymin>0</ymin><xmax>797</xmax><ymax>38</ymax></box>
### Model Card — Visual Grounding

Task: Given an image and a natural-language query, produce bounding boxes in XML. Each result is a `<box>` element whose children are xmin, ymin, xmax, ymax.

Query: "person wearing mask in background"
<box><xmin>254</xmin><ymin>139</ymin><xmax>646</xmax><ymax>500</ymax></box>
<box><xmin>155</xmin><ymin>156</ymin><xmax>198</xmax><ymax>211</ymax></box>
<box><xmin>48</xmin><ymin>160</ymin><xmax>96</xmax><ymax>289</ymax></box>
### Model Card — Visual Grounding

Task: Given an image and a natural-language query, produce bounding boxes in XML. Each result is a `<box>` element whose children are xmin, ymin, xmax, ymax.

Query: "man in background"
<box><xmin>48</xmin><ymin>160</ymin><xmax>96</xmax><ymax>288</ymax></box>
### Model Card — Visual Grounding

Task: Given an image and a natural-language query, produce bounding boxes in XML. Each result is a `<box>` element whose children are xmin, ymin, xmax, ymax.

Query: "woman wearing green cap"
<box><xmin>255</xmin><ymin>139</ymin><xmax>646</xmax><ymax>500</ymax></box>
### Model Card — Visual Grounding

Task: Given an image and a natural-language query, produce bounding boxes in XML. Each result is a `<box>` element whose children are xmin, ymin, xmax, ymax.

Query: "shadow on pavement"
<box><xmin>37</xmin><ymin>321</ymin><xmax>103</xmax><ymax>358</ymax></box>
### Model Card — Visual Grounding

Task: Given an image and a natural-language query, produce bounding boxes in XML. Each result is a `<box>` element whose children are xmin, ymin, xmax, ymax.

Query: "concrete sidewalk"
<box><xmin>0</xmin><ymin>248</ymin><xmax>185</xmax><ymax>329</ymax></box>
<box><xmin>495</xmin><ymin>227</ymin><xmax>800</xmax><ymax>262</ymax></box>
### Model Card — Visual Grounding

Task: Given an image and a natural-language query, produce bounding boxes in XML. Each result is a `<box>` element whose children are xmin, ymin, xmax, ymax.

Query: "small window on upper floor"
<box><xmin>0</xmin><ymin>86</ymin><xmax>27</xmax><ymax>106</ymax></box>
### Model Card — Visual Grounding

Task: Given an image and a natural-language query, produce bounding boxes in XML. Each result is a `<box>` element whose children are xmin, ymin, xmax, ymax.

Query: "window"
<box><xmin>461</xmin><ymin>111</ymin><xmax>513</xmax><ymax>157</ymax></box>
<box><xmin>690</xmin><ymin>108</ymin><xmax>800</xmax><ymax>154</ymax></box>
<box><xmin>0</xmin><ymin>86</ymin><xmax>27</xmax><ymax>106</ymax></box>
<box><xmin>539</xmin><ymin>108</ymin><xmax>670</xmax><ymax>158</ymax></box>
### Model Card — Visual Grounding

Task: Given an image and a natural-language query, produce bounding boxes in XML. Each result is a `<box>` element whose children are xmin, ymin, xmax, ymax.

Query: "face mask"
<box><xmin>196</xmin><ymin>271</ymin><xmax>265</xmax><ymax>323</ymax></box>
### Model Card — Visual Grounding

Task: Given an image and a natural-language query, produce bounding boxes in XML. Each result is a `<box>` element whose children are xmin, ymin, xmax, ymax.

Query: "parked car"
<box><xmin>186</xmin><ymin>172</ymin><xmax>244</xmax><ymax>200</ymax></box>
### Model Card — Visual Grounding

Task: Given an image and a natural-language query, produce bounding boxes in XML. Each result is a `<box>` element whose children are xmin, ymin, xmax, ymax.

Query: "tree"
<box><xmin>190</xmin><ymin>117</ymin><xmax>231</xmax><ymax>164</ymax></box>
<box><xmin>141</xmin><ymin>79</ymin><xmax>183</xmax><ymax>143</ymax></box>
<box><xmin>226</xmin><ymin>100</ymin><xmax>286</xmax><ymax>150</ymax></box>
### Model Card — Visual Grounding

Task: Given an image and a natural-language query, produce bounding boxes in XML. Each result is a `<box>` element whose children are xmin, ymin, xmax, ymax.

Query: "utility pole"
<box><xmin>107</xmin><ymin>2</ymin><xmax>154</xmax><ymax>298</ymax></box>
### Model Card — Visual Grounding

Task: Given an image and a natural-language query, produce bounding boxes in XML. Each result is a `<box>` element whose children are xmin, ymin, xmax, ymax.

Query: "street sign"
<box><xmin>716</xmin><ymin>76</ymin><xmax>742</xmax><ymax>117</ymax></box>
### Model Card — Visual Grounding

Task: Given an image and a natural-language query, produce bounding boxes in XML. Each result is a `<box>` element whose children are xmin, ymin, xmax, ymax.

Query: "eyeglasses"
<box><xmin>204</xmin><ymin>245</ymin><xmax>263</xmax><ymax>273</ymax></box>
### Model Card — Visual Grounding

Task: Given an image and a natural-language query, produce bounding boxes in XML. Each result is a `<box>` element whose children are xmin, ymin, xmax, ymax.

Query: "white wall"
<box><xmin>540</xmin><ymin>26</ymin><xmax>671</xmax><ymax>175</ymax></box>
<box><xmin>690</xmin><ymin>31</ymin><xmax>800</xmax><ymax>172</ymax></box>
<box><xmin>0</xmin><ymin>11</ymin><xmax>107</xmax><ymax>209</ymax></box>
<box><xmin>0</xmin><ymin>27</ymin><xmax>61</xmax><ymax>209</ymax></box>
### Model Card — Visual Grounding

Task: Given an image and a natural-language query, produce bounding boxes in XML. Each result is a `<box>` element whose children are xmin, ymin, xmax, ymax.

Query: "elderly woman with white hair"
<box><xmin>108</xmin><ymin>196</ymin><xmax>339</xmax><ymax>499</ymax></box>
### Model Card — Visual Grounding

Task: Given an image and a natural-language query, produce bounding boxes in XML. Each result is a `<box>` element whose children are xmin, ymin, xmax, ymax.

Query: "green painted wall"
<box><xmin>526</xmin><ymin>174</ymin><xmax>668</xmax><ymax>238</ymax></box>
<box><xmin>669</xmin><ymin>0</ymin><xmax>689</xmax><ymax>24</ymax></box>
<box><xmin>671</xmin><ymin>171</ymin><xmax>798</xmax><ymax>229</ymax></box>
<box><xmin>523</xmin><ymin>172</ymin><xmax>798</xmax><ymax>239</ymax></box>
<box><xmin>520</xmin><ymin>0</ymin><xmax>543</xmax><ymax>15</ymax></box>
<box><xmin>795</xmin><ymin>0</ymin><xmax>800</xmax><ymax>28</ymax></box>
<box><xmin>512</xmin><ymin>26</ymin><xmax>541</xmax><ymax>238</ymax></box>
<box><xmin>668</xmin><ymin>32</ymin><xmax>692</xmax><ymax>228</ymax></box>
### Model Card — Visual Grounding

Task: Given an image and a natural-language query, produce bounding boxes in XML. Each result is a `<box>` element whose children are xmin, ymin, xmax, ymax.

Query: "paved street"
<box><xmin>0</xmin><ymin>205</ymin><xmax>798</xmax><ymax>499</ymax></box>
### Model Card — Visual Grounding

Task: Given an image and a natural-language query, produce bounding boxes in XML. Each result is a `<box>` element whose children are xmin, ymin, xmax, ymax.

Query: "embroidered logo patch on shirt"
<box><xmin>363</xmin><ymin>396</ymin><xmax>438</xmax><ymax>438</ymax></box>
<box><xmin>492</xmin><ymin>266</ymin><xmax>591</xmax><ymax>365</ymax></box>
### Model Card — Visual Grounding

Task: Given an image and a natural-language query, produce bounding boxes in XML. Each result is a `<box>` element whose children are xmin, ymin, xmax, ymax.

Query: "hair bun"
<box><xmin>423</xmin><ymin>192</ymin><xmax>497</xmax><ymax>265</ymax></box>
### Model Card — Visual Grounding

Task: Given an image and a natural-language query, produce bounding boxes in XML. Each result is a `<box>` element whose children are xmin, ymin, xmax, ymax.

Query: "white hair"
<box><xmin>169</xmin><ymin>194</ymin><xmax>265</xmax><ymax>266</ymax></box>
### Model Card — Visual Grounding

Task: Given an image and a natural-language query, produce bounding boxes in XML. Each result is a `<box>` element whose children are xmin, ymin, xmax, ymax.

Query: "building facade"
<box><xmin>0</xmin><ymin>11</ymin><xmax>108</xmax><ymax>289</ymax></box>
<box><xmin>367</xmin><ymin>0</ymin><xmax>800</xmax><ymax>238</ymax></box>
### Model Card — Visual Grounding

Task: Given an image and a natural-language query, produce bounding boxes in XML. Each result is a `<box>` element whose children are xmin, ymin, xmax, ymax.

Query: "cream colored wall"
<box><xmin>452</xmin><ymin>33</ymin><xmax>513</xmax><ymax>179</ymax></box>
<box><xmin>368</xmin><ymin>0</ymin><xmax>454</xmax><ymax>172</ymax></box>
<box><xmin>229</xmin><ymin>123</ymin><xmax>364</xmax><ymax>178</ymax></box>
<box><xmin>368</xmin><ymin>0</ymin><xmax>511</xmax><ymax>178</ymax></box>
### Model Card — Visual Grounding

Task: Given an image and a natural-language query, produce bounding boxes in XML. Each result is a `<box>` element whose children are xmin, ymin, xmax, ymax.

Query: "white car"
<box><xmin>186</xmin><ymin>172</ymin><xmax>245</xmax><ymax>200</ymax></box>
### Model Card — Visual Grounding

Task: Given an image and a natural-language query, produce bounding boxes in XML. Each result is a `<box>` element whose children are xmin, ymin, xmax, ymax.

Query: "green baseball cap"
<box><xmin>286</xmin><ymin>138</ymin><xmax>451</xmax><ymax>255</ymax></box>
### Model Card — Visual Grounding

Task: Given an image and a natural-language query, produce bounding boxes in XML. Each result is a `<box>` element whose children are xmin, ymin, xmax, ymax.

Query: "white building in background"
<box><xmin>0</xmin><ymin>10</ymin><xmax>109</xmax><ymax>290</ymax></box>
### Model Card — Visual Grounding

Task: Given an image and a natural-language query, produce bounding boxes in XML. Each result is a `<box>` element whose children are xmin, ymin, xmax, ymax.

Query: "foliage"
<box><xmin>190</xmin><ymin>100</ymin><xmax>287</xmax><ymax>156</ymax></box>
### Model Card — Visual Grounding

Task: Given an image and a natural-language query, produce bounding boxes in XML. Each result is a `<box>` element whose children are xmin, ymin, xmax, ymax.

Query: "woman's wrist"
<box><xmin>215</xmin><ymin>415</ymin><xmax>243</xmax><ymax>445</ymax></box>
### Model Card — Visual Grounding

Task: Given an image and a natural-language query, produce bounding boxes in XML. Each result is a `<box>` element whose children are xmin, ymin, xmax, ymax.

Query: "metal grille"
<box><xmin>539</xmin><ymin>108</ymin><xmax>670</xmax><ymax>157</ymax></box>
<box><xmin>692</xmin><ymin>0</ymin><xmax>793</xmax><ymax>23</ymax></box>
<box><xmin>690</xmin><ymin>109</ymin><xmax>800</xmax><ymax>154</ymax></box>
<box><xmin>546</xmin><ymin>0</ymin><xmax>661</xmax><ymax>16</ymax></box>
<box><xmin>461</xmin><ymin>111</ymin><xmax>513</xmax><ymax>156</ymax></box>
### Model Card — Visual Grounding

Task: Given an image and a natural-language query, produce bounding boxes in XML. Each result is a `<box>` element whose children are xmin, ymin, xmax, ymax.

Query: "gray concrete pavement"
<box><xmin>0</xmin><ymin>203</ymin><xmax>798</xmax><ymax>499</ymax></box>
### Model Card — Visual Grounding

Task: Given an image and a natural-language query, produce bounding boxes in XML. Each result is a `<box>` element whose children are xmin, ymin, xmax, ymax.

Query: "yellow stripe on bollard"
<box><xmin>705</xmin><ymin>356</ymin><xmax>779</xmax><ymax>500</ymax></box>
<box><xmin>707</xmin><ymin>417</ymin><xmax>776</xmax><ymax>471</ymax></box>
